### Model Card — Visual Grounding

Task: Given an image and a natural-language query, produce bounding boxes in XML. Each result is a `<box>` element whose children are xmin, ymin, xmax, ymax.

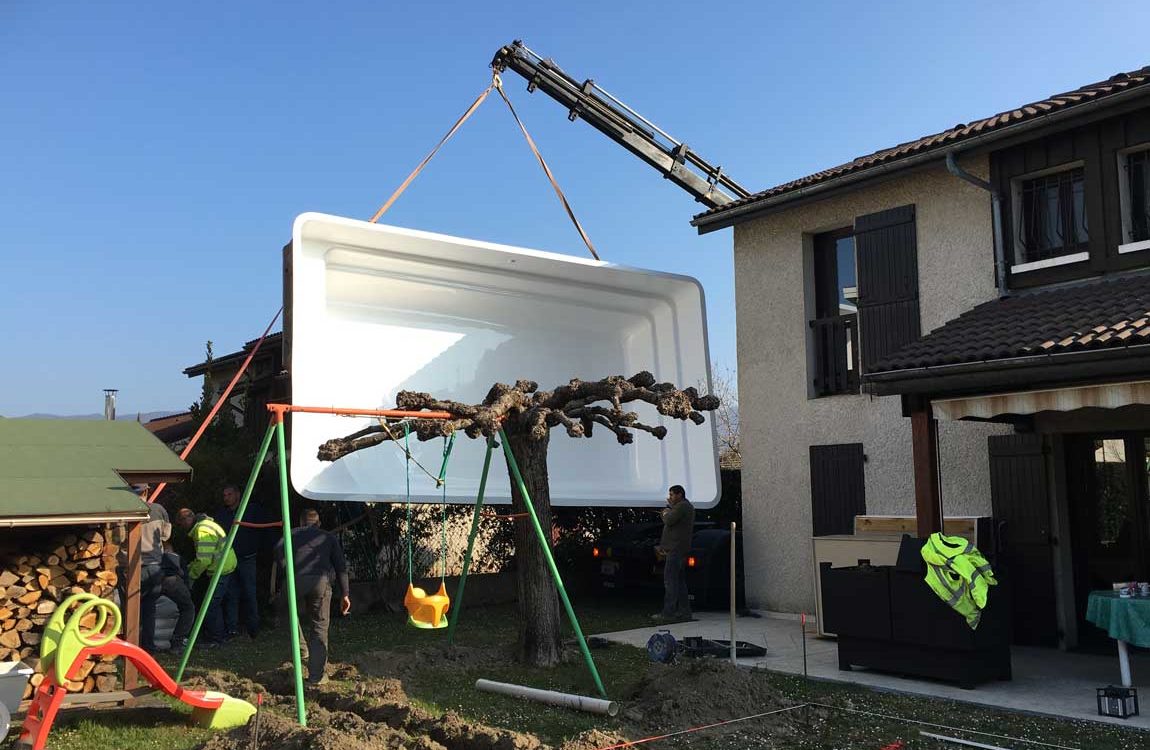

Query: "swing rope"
<box><xmin>379</xmin><ymin>418</ymin><xmax>442</xmax><ymax>485</ymax></box>
<box><xmin>402</xmin><ymin>424</ymin><xmax>456</xmax><ymax>585</ymax></box>
<box><xmin>404</xmin><ymin>423</ymin><xmax>413</xmax><ymax>585</ymax></box>
<box><xmin>437</xmin><ymin>433</ymin><xmax>457</xmax><ymax>581</ymax></box>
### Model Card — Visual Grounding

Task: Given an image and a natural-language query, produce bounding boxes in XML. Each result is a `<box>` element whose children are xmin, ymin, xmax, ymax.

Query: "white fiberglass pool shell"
<box><xmin>289</xmin><ymin>213</ymin><xmax>718</xmax><ymax>508</ymax></box>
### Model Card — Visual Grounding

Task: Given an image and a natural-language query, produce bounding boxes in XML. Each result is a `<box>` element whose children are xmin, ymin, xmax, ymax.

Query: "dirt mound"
<box><xmin>184</xmin><ymin>669</ymin><xmax>267</xmax><ymax>699</ymax></box>
<box><xmin>354</xmin><ymin>644</ymin><xmax>511</xmax><ymax>681</ymax></box>
<box><xmin>197</xmin><ymin>706</ymin><xmax>445</xmax><ymax>750</ymax></box>
<box><xmin>558</xmin><ymin>729</ymin><xmax>627</xmax><ymax>750</ymax></box>
<box><xmin>622</xmin><ymin>660</ymin><xmax>795</xmax><ymax>735</ymax></box>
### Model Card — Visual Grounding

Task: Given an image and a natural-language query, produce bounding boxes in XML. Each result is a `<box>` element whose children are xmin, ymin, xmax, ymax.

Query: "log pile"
<box><xmin>0</xmin><ymin>528</ymin><xmax>122</xmax><ymax>698</ymax></box>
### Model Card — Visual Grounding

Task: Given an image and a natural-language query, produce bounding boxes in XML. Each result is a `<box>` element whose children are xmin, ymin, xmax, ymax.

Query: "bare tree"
<box><xmin>317</xmin><ymin>372</ymin><xmax>718</xmax><ymax>666</ymax></box>
<box><xmin>708</xmin><ymin>362</ymin><xmax>740</xmax><ymax>469</ymax></box>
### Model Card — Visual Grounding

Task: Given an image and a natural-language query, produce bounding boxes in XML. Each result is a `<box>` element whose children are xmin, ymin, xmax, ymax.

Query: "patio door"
<box><xmin>1068</xmin><ymin>434</ymin><xmax>1150</xmax><ymax>648</ymax></box>
<box><xmin>989</xmin><ymin>434</ymin><xmax>1058</xmax><ymax>646</ymax></box>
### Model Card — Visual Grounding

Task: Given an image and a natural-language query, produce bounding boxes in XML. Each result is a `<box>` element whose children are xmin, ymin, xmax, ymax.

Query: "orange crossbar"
<box><xmin>266</xmin><ymin>404</ymin><xmax>454</xmax><ymax>421</ymax></box>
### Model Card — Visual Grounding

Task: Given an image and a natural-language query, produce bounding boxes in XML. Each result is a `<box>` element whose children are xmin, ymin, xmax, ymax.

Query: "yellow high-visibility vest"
<box><xmin>920</xmin><ymin>532</ymin><xmax>997</xmax><ymax>629</ymax></box>
<box><xmin>188</xmin><ymin>517</ymin><xmax>237</xmax><ymax>581</ymax></box>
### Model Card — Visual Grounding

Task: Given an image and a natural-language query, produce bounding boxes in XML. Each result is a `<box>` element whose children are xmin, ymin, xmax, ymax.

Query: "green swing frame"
<box><xmin>173</xmin><ymin>403</ymin><xmax>606</xmax><ymax>728</ymax></box>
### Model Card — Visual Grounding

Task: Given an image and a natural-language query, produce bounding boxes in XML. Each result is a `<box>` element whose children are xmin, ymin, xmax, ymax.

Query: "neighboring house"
<box><xmin>183</xmin><ymin>332</ymin><xmax>287</xmax><ymax>430</ymax></box>
<box><xmin>693</xmin><ymin>66</ymin><xmax>1150</xmax><ymax>650</ymax></box>
<box><xmin>144</xmin><ymin>410</ymin><xmax>196</xmax><ymax>453</ymax></box>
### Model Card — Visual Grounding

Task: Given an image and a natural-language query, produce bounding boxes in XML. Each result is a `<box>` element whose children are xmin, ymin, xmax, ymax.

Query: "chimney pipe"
<box><xmin>104</xmin><ymin>389</ymin><xmax>118</xmax><ymax>421</ymax></box>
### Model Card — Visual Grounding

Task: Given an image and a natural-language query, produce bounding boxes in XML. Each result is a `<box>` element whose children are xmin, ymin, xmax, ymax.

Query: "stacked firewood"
<box><xmin>0</xmin><ymin>528</ymin><xmax>122</xmax><ymax>697</ymax></box>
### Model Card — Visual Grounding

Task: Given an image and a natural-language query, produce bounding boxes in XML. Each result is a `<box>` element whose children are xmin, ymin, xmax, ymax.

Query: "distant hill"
<box><xmin>11</xmin><ymin>410</ymin><xmax>182</xmax><ymax>423</ymax></box>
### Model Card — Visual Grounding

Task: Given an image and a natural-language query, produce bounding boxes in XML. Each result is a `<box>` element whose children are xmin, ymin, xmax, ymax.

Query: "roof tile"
<box><xmin>698</xmin><ymin>65</ymin><xmax>1150</xmax><ymax>222</ymax></box>
<box><xmin>867</xmin><ymin>274</ymin><xmax>1150</xmax><ymax>373</ymax></box>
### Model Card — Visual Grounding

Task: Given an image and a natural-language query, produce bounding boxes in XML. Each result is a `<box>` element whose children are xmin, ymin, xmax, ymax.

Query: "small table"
<box><xmin>1087</xmin><ymin>591</ymin><xmax>1150</xmax><ymax>687</ymax></box>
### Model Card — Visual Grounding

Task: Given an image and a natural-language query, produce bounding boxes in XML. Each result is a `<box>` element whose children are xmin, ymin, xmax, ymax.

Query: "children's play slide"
<box><xmin>16</xmin><ymin>593</ymin><xmax>254</xmax><ymax>750</ymax></box>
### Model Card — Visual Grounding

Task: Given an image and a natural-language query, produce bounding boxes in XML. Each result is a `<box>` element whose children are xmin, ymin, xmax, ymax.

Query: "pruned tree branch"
<box><xmin>317</xmin><ymin>371</ymin><xmax>719</xmax><ymax>462</ymax></box>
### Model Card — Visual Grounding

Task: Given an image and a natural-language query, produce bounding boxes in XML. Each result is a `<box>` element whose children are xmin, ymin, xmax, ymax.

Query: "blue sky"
<box><xmin>2</xmin><ymin>1</ymin><xmax>1148</xmax><ymax>416</ymax></box>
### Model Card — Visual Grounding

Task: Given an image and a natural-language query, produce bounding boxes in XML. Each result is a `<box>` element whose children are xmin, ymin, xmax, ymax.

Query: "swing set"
<box><xmin>173</xmin><ymin>402</ymin><xmax>608</xmax><ymax>728</ymax></box>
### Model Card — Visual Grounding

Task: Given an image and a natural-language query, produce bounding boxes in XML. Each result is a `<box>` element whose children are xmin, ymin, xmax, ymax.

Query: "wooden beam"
<box><xmin>123</xmin><ymin>521</ymin><xmax>141</xmax><ymax>693</ymax></box>
<box><xmin>911</xmin><ymin>400</ymin><xmax>942</xmax><ymax>538</ymax></box>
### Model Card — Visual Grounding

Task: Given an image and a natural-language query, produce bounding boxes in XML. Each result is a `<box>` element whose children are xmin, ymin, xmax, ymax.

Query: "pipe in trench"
<box><xmin>474</xmin><ymin>679</ymin><xmax>619</xmax><ymax>716</ymax></box>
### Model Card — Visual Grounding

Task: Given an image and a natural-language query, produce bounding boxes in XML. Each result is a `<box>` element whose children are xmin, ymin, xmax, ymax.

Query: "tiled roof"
<box><xmin>696</xmin><ymin>65</ymin><xmax>1150</xmax><ymax>222</ymax></box>
<box><xmin>183</xmin><ymin>331</ymin><xmax>283</xmax><ymax>376</ymax></box>
<box><xmin>868</xmin><ymin>274</ymin><xmax>1150</xmax><ymax>374</ymax></box>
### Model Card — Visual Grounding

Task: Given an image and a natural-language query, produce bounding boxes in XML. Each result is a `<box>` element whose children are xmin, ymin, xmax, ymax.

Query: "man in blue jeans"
<box><xmin>653</xmin><ymin>484</ymin><xmax>695</xmax><ymax>622</ymax></box>
<box><xmin>214</xmin><ymin>484</ymin><xmax>266</xmax><ymax>640</ymax></box>
<box><xmin>136</xmin><ymin>485</ymin><xmax>170</xmax><ymax>653</ymax></box>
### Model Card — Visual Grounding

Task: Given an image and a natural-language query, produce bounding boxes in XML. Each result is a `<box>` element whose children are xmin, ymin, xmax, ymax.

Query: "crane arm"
<box><xmin>491</xmin><ymin>41</ymin><xmax>750</xmax><ymax>210</ymax></box>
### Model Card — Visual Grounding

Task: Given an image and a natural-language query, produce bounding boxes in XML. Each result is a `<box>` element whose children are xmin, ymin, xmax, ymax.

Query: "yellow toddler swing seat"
<box><xmin>404</xmin><ymin>581</ymin><xmax>451</xmax><ymax>629</ymax></box>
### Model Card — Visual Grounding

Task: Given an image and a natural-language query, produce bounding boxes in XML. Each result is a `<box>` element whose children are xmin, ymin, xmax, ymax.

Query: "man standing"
<box><xmin>175</xmin><ymin>508</ymin><xmax>236</xmax><ymax>647</ymax></box>
<box><xmin>275</xmin><ymin>509</ymin><xmax>351</xmax><ymax>685</ymax></box>
<box><xmin>214</xmin><ymin>484</ymin><xmax>265</xmax><ymax>639</ymax></box>
<box><xmin>654</xmin><ymin>484</ymin><xmax>695</xmax><ymax>622</ymax></box>
<box><xmin>136</xmin><ymin>485</ymin><xmax>169</xmax><ymax>653</ymax></box>
<box><xmin>160</xmin><ymin>551</ymin><xmax>195</xmax><ymax>652</ymax></box>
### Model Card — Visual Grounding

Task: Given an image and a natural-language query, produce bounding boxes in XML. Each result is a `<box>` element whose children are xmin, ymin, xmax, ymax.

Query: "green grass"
<box><xmin>16</xmin><ymin>596</ymin><xmax>1150</xmax><ymax>750</ymax></box>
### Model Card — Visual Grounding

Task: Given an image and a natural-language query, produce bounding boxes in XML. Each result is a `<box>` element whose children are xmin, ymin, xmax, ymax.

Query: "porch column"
<box><xmin>910</xmin><ymin>398</ymin><xmax>942</xmax><ymax>538</ymax></box>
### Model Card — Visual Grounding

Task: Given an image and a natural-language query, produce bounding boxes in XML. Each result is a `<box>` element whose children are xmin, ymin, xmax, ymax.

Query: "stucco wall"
<box><xmin>733</xmin><ymin>157</ymin><xmax>1011</xmax><ymax>613</ymax></box>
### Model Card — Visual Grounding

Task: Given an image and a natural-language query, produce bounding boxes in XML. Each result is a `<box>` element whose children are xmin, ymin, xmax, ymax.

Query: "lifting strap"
<box><xmin>366</xmin><ymin>72</ymin><xmax>601</xmax><ymax>262</ymax></box>
<box><xmin>495</xmin><ymin>78</ymin><xmax>601</xmax><ymax>261</ymax></box>
<box><xmin>368</xmin><ymin>80</ymin><xmax>498</xmax><ymax>224</ymax></box>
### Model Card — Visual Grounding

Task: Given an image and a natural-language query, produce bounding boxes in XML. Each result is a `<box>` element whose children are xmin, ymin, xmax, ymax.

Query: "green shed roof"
<box><xmin>0</xmin><ymin>420</ymin><xmax>191</xmax><ymax>526</ymax></box>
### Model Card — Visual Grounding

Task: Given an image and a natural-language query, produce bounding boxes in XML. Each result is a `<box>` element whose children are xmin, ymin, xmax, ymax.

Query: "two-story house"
<box><xmin>692</xmin><ymin>65</ymin><xmax>1150</xmax><ymax>651</ymax></box>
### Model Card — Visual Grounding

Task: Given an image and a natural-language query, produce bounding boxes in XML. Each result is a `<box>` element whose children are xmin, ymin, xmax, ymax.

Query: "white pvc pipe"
<box><xmin>474</xmin><ymin>679</ymin><xmax>619</xmax><ymax>716</ymax></box>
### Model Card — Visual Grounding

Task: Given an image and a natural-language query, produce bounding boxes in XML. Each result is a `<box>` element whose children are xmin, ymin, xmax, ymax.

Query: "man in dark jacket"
<box><xmin>214</xmin><ymin>484</ymin><xmax>268</xmax><ymax>639</ymax></box>
<box><xmin>654</xmin><ymin>484</ymin><xmax>695</xmax><ymax>621</ymax></box>
<box><xmin>275</xmin><ymin>509</ymin><xmax>351</xmax><ymax>685</ymax></box>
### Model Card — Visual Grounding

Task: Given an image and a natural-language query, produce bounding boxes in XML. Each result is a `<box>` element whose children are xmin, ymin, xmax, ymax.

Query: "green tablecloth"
<box><xmin>1087</xmin><ymin>591</ymin><xmax>1150</xmax><ymax>647</ymax></box>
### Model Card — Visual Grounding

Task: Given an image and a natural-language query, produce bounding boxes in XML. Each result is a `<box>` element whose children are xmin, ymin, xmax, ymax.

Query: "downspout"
<box><xmin>945</xmin><ymin>152</ymin><xmax>1008</xmax><ymax>297</ymax></box>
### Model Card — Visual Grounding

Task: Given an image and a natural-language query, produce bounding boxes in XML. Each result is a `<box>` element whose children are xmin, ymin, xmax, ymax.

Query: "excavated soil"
<box><xmin>190</xmin><ymin>648</ymin><xmax>800</xmax><ymax>750</ymax></box>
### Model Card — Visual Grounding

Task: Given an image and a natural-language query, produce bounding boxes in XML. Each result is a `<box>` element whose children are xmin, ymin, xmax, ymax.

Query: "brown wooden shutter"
<box><xmin>810</xmin><ymin>443</ymin><xmax>866</xmax><ymax>536</ymax></box>
<box><xmin>854</xmin><ymin>204</ymin><xmax>920</xmax><ymax>371</ymax></box>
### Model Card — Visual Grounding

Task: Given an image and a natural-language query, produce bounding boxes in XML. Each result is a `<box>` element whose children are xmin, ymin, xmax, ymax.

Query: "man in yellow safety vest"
<box><xmin>920</xmin><ymin>532</ymin><xmax>997</xmax><ymax>629</ymax></box>
<box><xmin>176</xmin><ymin>508</ymin><xmax>237</xmax><ymax>647</ymax></box>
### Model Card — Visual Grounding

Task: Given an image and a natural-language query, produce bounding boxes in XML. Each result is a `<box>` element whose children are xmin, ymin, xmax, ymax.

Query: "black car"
<box><xmin>594</xmin><ymin>521</ymin><xmax>746</xmax><ymax>610</ymax></box>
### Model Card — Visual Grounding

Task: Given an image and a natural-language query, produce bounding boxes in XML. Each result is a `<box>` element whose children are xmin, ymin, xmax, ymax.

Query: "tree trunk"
<box><xmin>504</xmin><ymin>423</ymin><xmax>563</xmax><ymax>667</ymax></box>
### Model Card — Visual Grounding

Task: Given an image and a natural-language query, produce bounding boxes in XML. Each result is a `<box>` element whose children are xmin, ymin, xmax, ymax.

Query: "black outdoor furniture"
<box><xmin>819</xmin><ymin>535</ymin><xmax>1012</xmax><ymax>689</ymax></box>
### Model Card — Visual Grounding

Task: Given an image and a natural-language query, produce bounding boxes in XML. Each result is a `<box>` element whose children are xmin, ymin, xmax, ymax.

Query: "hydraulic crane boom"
<box><xmin>491</xmin><ymin>41</ymin><xmax>750</xmax><ymax>210</ymax></box>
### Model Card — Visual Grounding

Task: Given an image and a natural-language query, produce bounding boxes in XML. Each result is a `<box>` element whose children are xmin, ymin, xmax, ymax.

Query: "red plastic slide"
<box><xmin>18</xmin><ymin>640</ymin><xmax>224</xmax><ymax>750</ymax></box>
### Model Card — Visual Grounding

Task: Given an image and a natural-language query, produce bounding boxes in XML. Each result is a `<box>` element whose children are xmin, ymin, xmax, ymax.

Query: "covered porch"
<box><xmin>863</xmin><ymin>274</ymin><xmax>1150</xmax><ymax>699</ymax></box>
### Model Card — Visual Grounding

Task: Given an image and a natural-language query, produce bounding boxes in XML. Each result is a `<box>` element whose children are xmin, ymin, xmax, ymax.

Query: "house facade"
<box><xmin>694</xmin><ymin>66</ymin><xmax>1150</xmax><ymax>650</ymax></box>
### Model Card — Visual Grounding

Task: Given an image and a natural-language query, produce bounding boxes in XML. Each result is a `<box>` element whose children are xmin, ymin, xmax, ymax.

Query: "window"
<box><xmin>1012</xmin><ymin>165</ymin><xmax>1089</xmax><ymax>272</ymax></box>
<box><xmin>809</xmin><ymin>229</ymin><xmax>859</xmax><ymax>396</ymax></box>
<box><xmin>1119</xmin><ymin>147</ymin><xmax>1150</xmax><ymax>253</ymax></box>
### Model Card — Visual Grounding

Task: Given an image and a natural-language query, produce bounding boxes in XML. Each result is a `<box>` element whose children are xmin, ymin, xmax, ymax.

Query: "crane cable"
<box><xmin>367</xmin><ymin>72</ymin><xmax>601</xmax><ymax>262</ymax></box>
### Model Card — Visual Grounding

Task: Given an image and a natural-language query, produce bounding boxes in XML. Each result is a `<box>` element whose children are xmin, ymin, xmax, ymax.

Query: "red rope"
<box><xmin>592</xmin><ymin>705</ymin><xmax>807</xmax><ymax>750</ymax></box>
<box><xmin>149</xmin><ymin>307</ymin><xmax>282</xmax><ymax>506</ymax></box>
<box><xmin>237</xmin><ymin>521</ymin><xmax>283</xmax><ymax>529</ymax></box>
